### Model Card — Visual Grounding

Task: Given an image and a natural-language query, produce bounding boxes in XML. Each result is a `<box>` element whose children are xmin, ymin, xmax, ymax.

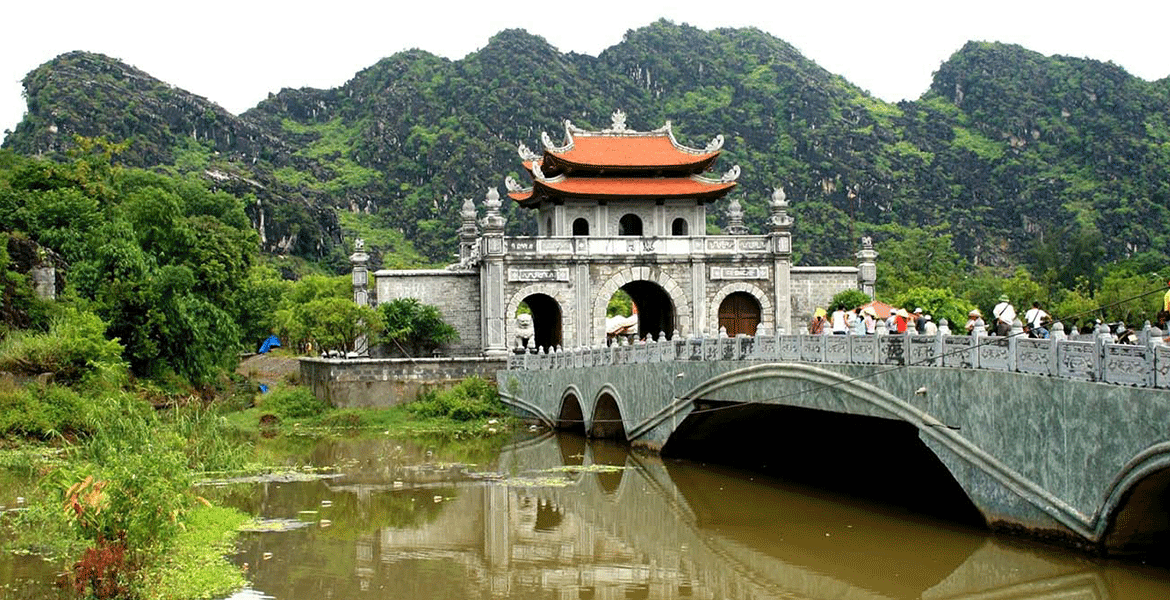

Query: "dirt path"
<box><xmin>236</xmin><ymin>353</ymin><xmax>301</xmax><ymax>388</ymax></box>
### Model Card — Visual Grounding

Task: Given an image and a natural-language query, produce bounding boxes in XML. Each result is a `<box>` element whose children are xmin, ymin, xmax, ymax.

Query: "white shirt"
<box><xmin>830</xmin><ymin>309</ymin><xmax>848</xmax><ymax>333</ymax></box>
<box><xmin>993</xmin><ymin>301</ymin><xmax>1016</xmax><ymax>324</ymax></box>
<box><xmin>1024</xmin><ymin>307</ymin><xmax>1048</xmax><ymax>328</ymax></box>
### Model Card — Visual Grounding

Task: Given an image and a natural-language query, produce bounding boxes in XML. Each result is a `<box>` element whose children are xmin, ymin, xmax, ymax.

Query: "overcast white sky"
<box><xmin>2</xmin><ymin>0</ymin><xmax>1167</xmax><ymax>144</ymax></box>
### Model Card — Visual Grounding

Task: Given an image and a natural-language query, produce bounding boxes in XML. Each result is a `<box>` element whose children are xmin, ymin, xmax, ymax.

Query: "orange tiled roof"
<box><xmin>509</xmin><ymin>176</ymin><xmax>735</xmax><ymax>206</ymax></box>
<box><xmin>548</xmin><ymin>136</ymin><xmax>718</xmax><ymax>170</ymax></box>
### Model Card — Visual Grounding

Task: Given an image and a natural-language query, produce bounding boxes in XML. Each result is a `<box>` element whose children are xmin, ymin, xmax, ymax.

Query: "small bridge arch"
<box><xmin>590</xmin><ymin>385</ymin><xmax>628</xmax><ymax>440</ymax></box>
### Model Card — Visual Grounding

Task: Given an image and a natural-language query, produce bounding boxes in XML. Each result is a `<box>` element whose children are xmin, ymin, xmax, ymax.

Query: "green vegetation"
<box><xmin>377</xmin><ymin>298</ymin><xmax>458</xmax><ymax>357</ymax></box>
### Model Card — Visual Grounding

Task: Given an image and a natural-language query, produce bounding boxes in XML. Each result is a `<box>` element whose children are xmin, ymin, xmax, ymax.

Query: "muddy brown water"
<box><xmin>5</xmin><ymin>432</ymin><xmax>1170</xmax><ymax>599</ymax></box>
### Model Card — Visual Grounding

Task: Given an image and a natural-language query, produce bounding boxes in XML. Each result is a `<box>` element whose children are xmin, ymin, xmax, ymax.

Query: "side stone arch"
<box><xmin>708</xmin><ymin>282</ymin><xmax>774</xmax><ymax>336</ymax></box>
<box><xmin>591</xmin><ymin>267</ymin><xmax>691</xmax><ymax>345</ymax></box>
<box><xmin>505</xmin><ymin>284</ymin><xmax>574</xmax><ymax>349</ymax></box>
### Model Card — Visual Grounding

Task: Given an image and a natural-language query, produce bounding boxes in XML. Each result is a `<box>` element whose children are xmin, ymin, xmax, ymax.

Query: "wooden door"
<box><xmin>718</xmin><ymin>292</ymin><xmax>761</xmax><ymax>337</ymax></box>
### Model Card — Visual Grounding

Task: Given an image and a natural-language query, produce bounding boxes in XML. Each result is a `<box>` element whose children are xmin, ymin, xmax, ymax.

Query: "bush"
<box><xmin>408</xmin><ymin>377</ymin><xmax>504</xmax><ymax>422</ymax></box>
<box><xmin>829</xmin><ymin>289</ymin><xmax>872</xmax><ymax>312</ymax></box>
<box><xmin>0</xmin><ymin>383</ymin><xmax>98</xmax><ymax>439</ymax></box>
<box><xmin>0</xmin><ymin>307</ymin><xmax>126</xmax><ymax>384</ymax></box>
<box><xmin>378</xmin><ymin>298</ymin><xmax>457</xmax><ymax>357</ymax></box>
<box><xmin>261</xmin><ymin>386</ymin><xmax>329</xmax><ymax>419</ymax></box>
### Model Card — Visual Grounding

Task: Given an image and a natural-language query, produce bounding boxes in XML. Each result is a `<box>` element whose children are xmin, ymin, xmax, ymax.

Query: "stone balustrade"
<box><xmin>507</xmin><ymin>320</ymin><xmax>1170</xmax><ymax>389</ymax></box>
<box><xmin>503</xmin><ymin>235</ymin><xmax>775</xmax><ymax>258</ymax></box>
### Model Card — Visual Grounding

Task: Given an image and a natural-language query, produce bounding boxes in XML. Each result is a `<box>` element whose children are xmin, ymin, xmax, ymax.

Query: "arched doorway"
<box><xmin>590</xmin><ymin>392</ymin><xmax>626</xmax><ymax>440</ymax></box>
<box><xmin>610</xmin><ymin>280</ymin><xmax>676</xmax><ymax>341</ymax></box>
<box><xmin>718</xmin><ymin>291</ymin><xmax>761</xmax><ymax>336</ymax></box>
<box><xmin>572</xmin><ymin>217</ymin><xmax>589</xmax><ymax>236</ymax></box>
<box><xmin>518</xmin><ymin>293</ymin><xmax>563</xmax><ymax>350</ymax></box>
<box><xmin>671</xmin><ymin>217</ymin><xmax>688</xmax><ymax>236</ymax></box>
<box><xmin>618</xmin><ymin>214</ymin><xmax>643</xmax><ymax>236</ymax></box>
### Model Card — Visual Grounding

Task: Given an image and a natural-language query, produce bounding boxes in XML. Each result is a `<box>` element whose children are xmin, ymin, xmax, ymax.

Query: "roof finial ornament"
<box><xmin>531</xmin><ymin>160</ymin><xmax>547</xmax><ymax>181</ymax></box>
<box><xmin>720</xmin><ymin>165</ymin><xmax>741</xmax><ymax>183</ymax></box>
<box><xmin>725</xmin><ymin>197</ymin><xmax>749</xmax><ymax>235</ymax></box>
<box><xmin>610</xmin><ymin>109</ymin><xmax>628</xmax><ymax>132</ymax></box>
<box><xmin>484</xmin><ymin>187</ymin><xmax>501</xmax><ymax>210</ymax></box>
<box><xmin>504</xmin><ymin>176</ymin><xmax>523</xmax><ymax>193</ymax></box>
<box><xmin>770</xmin><ymin>186</ymin><xmax>788</xmax><ymax>208</ymax></box>
<box><xmin>705</xmin><ymin>134</ymin><xmax>725</xmax><ymax>152</ymax></box>
<box><xmin>460</xmin><ymin>197</ymin><xmax>476</xmax><ymax>221</ymax></box>
<box><xmin>517</xmin><ymin>143</ymin><xmax>539</xmax><ymax>162</ymax></box>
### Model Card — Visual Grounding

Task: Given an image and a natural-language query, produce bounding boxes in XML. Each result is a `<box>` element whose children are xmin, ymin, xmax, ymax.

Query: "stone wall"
<box><xmin>789</xmin><ymin>267</ymin><xmax>860</xmax><ymax>332</ymax></box>
<box><xmin>300</xmin><ymin>356</ymin><xmax>507</xmax><ymax>409</ymax></box>
<box><xmin>374</xmin><ymin>269</ymin><xmax>482</xmax><ymax>356</ymax></box>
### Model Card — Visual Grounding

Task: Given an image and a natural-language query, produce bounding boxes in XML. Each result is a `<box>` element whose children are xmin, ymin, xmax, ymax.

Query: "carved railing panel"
<box><xmin>779</xmin><ymin>335</ymin><xmax>801</xmax><ymax>361</ymax></box>
<box><xmin>1015</xmin><ymin>338</ymin><xmax>1053</xmax><ymax>376</ymax></box>
<box><xmin>1102</xmin><ymin>344</ymin><xmax>1149</xmax><ymax>386</ymax></box>
<box><xmin>800</xmin><ymin>336</ymin><xmax>825</xmax><ymax>363</ymax></box>
<box><xmin>753</xmin><ymin>335</ymin><xmax>776</xmax><ymax>360</ymax></box>
<box><xmin>824</xmin><ymin>335</ymin><xmax>850</xmax><ymax>363</ymax></box>
<box><xmin>850</xmin><ymin>335</ymin><xmax>878</xmax><ymax>364</ymax></box>
<box><xmin>907</xmin><ymin>335</ymin><xmax>938</xmax><ymax>367</ymax></box>
<box><xmin>942</xmin><ymin>336</ymin><xmax>975</xmax><ymax>368</ymax></box>
<box><xmin>978</xmin><ymin>338</ymin><xmax>1011</xmax><ymax>371</ymax></box>
<box><xmin>878</xmin><ymin>335</ymin><xmax>905</xmax><ymax>366</ymax></box>
<box><xmin>1058</xmin><ymin>341</ymin><xmax>1096</xmax><ymax>381</ymax></box>
<box><xmin>1156</xmin><ymin>345</ymin><xmax>1170</xmax><ymax>389</ymax></box>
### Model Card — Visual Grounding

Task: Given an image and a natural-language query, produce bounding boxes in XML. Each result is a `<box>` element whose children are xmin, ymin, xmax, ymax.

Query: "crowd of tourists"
<box><xmin>807</xmin><ymin>296</ymin><xmax>1138</xmax><ymax>343</ymax></box>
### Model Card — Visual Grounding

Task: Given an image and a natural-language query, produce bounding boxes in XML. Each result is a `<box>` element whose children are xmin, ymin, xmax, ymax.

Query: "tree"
<box><xmin>377</xmin><ymin>298</ymin><xmax>458</xmax><ymax>357</ymax></box>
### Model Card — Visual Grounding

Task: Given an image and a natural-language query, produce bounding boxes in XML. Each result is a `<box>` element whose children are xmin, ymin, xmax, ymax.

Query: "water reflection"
<box><xmin>219</xmin><ymin>433</ymin><xmax>1170</xmax><ymax>600</ymax></box>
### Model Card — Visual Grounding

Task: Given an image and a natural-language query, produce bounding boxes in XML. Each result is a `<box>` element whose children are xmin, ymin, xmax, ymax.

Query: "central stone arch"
<box><xmin>592</xmin><ymin>267</ymin><xmax>690</xmax><ymax>345</ymax></box>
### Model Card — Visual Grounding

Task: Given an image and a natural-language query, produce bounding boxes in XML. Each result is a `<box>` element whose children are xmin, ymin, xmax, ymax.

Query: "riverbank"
<box><xmin>0</xmin><ymin>368</ymin><xmax>518</xmax><ymax>599</ymax></box>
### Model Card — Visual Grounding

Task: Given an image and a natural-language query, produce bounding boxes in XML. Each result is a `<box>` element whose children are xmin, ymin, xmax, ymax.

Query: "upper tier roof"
<box><xmin>524</xmin><ymin>110</ymin><xmax>724</xmax><ymax>173</ymax></box>
<box><xmin>506</xmin><ymin>110</ymin><xmax>739</xmax><ymax>207</ymax></box>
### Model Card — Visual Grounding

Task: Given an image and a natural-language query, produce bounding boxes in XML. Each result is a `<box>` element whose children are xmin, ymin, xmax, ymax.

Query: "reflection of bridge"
<box><xmin>359</xmin><ymin>434</ymin><xmax>1145</xmax><ymax>599</ymax></box>
<box><xmin>498</xmin><ymin>330</ymin><xmax>1170</xmax><ymax>554</ymax></box>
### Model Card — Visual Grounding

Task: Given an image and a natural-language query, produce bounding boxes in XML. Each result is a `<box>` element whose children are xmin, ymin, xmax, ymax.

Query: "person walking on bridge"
<box><xmin>992</xmin><ymin>295</ymin><xmax>1016</xmax><ymax>337</ymax></box>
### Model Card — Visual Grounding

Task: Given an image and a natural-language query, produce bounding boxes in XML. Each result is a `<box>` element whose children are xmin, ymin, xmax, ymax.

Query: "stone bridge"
<box><xmin>497</xmin><ymin>329</ymin><xmax>1170</xmax><ymax>553</ymax></box>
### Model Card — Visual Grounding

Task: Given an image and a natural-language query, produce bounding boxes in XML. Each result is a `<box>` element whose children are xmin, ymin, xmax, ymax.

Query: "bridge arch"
<box><xmin>662</xmin><ymin>363</ymin><xmax>1101</xmax><ymax>539</ymax></box>
<box><xmin>709</xmin><ymin>282</ymin><xmax>773</xmax><ymax>337</ymax></box>
<box><xmin>506</xmin><ymin>285</ymin><xmax>571</xmax><ymax>350</ymax></box>
<box><xmin>593</xmin><ymin>268</ymin><xmax>690</xmax><ymax>344</ymax></box>
<box><xmin>557</xmin><ymin>387</ymin><xmax>586</xmax><ymax>434</ymax></box>
<box><xmin>1097</xmin><ymin>443</ymin><xmax>1170</xmax><ymax>552</ymax></box>
<box><xmin>590</xmin><ymin>386</ymin><xmax>628</xmax><ymax>440</ymax></box>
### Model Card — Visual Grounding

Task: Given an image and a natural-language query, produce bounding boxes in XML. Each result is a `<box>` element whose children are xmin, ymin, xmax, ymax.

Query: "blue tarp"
<box><xmin>257</xmin><ymin>334</ymin><xmax>281</xmax><ymax>354</ymax></box>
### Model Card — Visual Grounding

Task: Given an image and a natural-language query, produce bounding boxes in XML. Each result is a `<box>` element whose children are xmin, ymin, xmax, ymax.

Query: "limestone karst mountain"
<box><xmin>5</xmin><ymin>21</ymin><xmax>1168</xmax><ymax>272</ymax></box>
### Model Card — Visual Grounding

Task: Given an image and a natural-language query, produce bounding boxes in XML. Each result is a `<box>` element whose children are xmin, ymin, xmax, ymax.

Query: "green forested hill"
<box><xmin>4</xmin><ymin>21</ymin><xmax>1169</xmax><ymax>282</ymax></box>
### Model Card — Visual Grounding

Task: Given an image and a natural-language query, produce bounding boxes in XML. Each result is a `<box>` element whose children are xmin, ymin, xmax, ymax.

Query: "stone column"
<box><xmin>350</xmin><ymin>238</ymin><xmax>370</xmax><ymax>306</ymax></box>
<box><xmin>350</xmin><ymin>239</ymin><xmax>371</xmax><ymax>357</ymax></box>
<box><xmin>458</xmin><ymin>197</ymin><xmax>479</xmax><ymax>264</ymax></box>
<box><xmin>480</xmin><ymin>188</ymin><xmax>509</xmax><ymax>357</ymax></box>
<box><xmin>768</xmin><ymin>188</ymin><xmax>794</xmax><ymax>334</ymax></box>
<box><xmin>856</xmin><ymin>236</ymin><xmax>878</xmax><ymax>298</ymax></box>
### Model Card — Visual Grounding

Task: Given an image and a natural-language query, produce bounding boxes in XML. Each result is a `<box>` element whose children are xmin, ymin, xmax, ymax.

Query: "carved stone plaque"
<box><xmin>710</xmin><ymin>267</ymin><xmax>766</xmax><ymax>280</ymax></box>
<box><xmin>507</xmin><ymin>267</ymin><xmax>570</xmax><ymax>282</ymax></box>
